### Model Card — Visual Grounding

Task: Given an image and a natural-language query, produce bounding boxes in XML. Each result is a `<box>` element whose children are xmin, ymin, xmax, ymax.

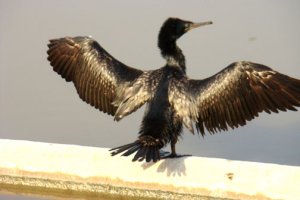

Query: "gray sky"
<box><xmin>1</xmin><ymin>0</ymin><xmax>300</xmax><ymax>169</ymax></box>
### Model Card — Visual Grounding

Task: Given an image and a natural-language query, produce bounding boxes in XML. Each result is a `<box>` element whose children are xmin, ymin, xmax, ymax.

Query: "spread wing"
<box><xmin>47</xmin><ymin>36</ymin><xmax>144</xmax><ymax>116</ymax></box>
<box><xmin>169</xmin><ymin>61</ymin><xmax>300</xmax><ymax>136</ymax></box>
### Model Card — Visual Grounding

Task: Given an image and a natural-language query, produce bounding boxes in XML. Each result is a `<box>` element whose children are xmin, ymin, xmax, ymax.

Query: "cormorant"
<box><xmin>47</xmin><ymin>18</ymin><xmax>300</xmax><ymax>162</ymax></box>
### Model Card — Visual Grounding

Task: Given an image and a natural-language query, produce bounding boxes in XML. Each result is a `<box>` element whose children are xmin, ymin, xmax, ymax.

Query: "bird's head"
<box><xmin>158</xmin><ymin>18</ymin><xmax>212</xmax><ymax>57</ymax></box>
<box><xmin>159</xmin><ymin>18</ymin><xmax>213</xmax><ymax>42</ymax></box>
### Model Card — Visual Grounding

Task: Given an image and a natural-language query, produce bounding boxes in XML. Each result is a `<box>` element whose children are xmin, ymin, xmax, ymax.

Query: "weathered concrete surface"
<box><xmin>0</xmin><ymin>139</ymin><xmax>299</xmax><ymax>199</ymax></box>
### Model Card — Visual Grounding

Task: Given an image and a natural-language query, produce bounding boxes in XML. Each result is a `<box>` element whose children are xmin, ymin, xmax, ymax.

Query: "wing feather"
<box><xmin>169</xmin><ymin>61</ymin><xmax>300</xmax><ymax>136</ymax></box>
<box><xmin>47</xmin><ymin>36</ymin><xmax>144</xmax><ymax>116</ymax></box>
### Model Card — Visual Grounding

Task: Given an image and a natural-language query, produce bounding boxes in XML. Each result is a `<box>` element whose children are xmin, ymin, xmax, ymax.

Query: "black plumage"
<box><xmin>47</xmin><ymin>18</ymin><xmax>300</xmax><ymax>162</ymax></box>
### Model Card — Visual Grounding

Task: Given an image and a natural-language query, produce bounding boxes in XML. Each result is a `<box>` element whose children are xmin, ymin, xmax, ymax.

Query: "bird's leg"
<box><xmin>159</xmin><ymin>138</ymin><xmax>177</xmax><ymax>159</ymax></box>
<box><xmin>170</xmin><ymin>138</ymin><xmax>177</xmax><ymax>157</ymax></box>
<box><xmin>161</xmin><ymin>138</ymin><xmax>191</xmax><ymax>159</ymax></box>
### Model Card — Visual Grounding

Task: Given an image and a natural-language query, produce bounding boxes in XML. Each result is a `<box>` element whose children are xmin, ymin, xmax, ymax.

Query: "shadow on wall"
<box><xmin>141</xmin><ymin>157</ymin><xmax>187</xmax><ymax>177</ymax></box>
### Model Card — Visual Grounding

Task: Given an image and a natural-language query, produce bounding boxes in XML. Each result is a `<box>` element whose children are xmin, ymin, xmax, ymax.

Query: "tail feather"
<box><xmin>110</xmin><ymin>136</ymin><xmax>164</xmax><ymax>162</ymax></box>
<box><xmin>122</xmin><ymin>144</ymin><xmax>141</xmax><ymax>156</ymax></box>
<box><xmin>110</xmin><ymin>141</ymin><xmax>139</xmax><ymax>156</ymax></box>
<box><xmin>133</xmin><ymin>147</ymin><xmax>148</xmax><ymax>162</ymax></box>
<box><xmin>110</xmin><ymin>141</ymin><xmax>138</xmax><ymax>152</ymax></box>
<box><xmin>146</xmin><ymin>148</ymin><xmax>156</xmax><ymax>162</ymax></box>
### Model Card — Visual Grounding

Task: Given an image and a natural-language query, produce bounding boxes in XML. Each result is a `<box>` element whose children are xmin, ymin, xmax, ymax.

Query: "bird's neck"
<box><xmin>158</xmin><ymin>39</ymin><xmax>186</xmax><ymax>73</ymax></box>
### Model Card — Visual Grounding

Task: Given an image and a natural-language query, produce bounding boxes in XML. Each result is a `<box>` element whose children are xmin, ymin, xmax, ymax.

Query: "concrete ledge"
<box><xmin>0</xmin><ymin>139</ymin><xmax>299</xmax><ymax>199</ymax></box>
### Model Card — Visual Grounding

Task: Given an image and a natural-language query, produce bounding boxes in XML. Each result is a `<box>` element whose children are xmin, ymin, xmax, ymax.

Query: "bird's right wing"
<box><xmin>47</xmin><ymin>36</ymin><xmax>145</xmax><ymax>116</ymax></box>
<box><xmin>169</xmin><ymin>61</ymin><xmax>300</xmax><ymax>135</ymax></box>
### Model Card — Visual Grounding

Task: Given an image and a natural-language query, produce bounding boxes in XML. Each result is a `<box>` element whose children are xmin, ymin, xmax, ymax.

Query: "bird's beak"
<box><xmin>188</xmin><ymin>21</ymin><xmax>213</xmax><ymax>31</ymax></box>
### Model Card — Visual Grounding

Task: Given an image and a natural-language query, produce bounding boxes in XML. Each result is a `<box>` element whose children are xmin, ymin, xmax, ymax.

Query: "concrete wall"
<box><xmin>1</xmin><ymin>139</ymin><xmax>299</xmax><ymax>199</ymax></box>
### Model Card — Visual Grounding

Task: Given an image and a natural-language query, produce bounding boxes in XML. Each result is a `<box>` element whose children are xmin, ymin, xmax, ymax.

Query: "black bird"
<box><xmin>47</xmin><ymin>18</ymin><xmax>300</xmax><ymax>162</ymax></box>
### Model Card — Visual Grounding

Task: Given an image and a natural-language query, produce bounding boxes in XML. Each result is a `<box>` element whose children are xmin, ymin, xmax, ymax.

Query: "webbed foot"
<box><xmin>159</xmin><ymin>150</ymin><xmax>191</xmax><ymax>159</ymax></box>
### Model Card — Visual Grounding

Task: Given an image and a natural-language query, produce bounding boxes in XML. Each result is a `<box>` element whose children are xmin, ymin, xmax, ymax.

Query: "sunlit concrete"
<box><xmin>0</xmin><ymin>139</ymin><xmax>299</xmax><ymax>199</ymax></box>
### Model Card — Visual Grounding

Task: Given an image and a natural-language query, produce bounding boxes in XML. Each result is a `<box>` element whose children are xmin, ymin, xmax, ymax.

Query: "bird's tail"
<box><xmin>109</xmin><ymin>136</ymin><xmax>164</xmax><ymax>162</ymax></box>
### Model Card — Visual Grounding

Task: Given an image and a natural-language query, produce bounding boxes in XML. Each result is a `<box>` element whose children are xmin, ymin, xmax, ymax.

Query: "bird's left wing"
<box><xmin>169</xmin><ymin>61</ymin><xmax>300</xmax><ymax>136</ymax></box>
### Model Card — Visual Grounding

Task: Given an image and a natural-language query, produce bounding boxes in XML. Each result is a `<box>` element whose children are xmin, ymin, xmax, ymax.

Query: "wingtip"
<box><xmin>113</xmin><ymin>115</ymin><xmax>122</xmax><ymax>122</ymax></box>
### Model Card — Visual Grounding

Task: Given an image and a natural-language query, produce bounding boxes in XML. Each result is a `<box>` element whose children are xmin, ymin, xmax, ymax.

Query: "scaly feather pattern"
<box><xmin>47</xmin><ymin>36</ymin><xmax>145</xmax><ymax>116</ymax></box>
<box><xmin>169</xmin><ymin>61</ymin><xmax>300</xmax><ymax>136</ymax></box>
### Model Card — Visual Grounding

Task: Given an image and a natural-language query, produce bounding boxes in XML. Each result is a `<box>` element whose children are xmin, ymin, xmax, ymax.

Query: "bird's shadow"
<box><xmin>140</xmin><ymin>157</ymin><xmax>188</xmax><ymax>177</ymax></box>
